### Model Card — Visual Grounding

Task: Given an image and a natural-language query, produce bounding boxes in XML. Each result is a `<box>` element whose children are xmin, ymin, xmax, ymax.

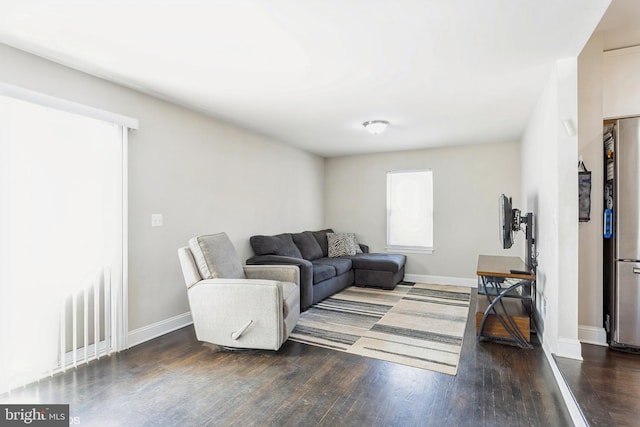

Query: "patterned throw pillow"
<box><xmin>327</xmin><ymin>232</ymin><xmax>362</xmax><ymax>257</ymax></box>
<box><xmin>354</xmin><ymin>236</ymin><xmax>363</xmax><ymax>254</ymax></box>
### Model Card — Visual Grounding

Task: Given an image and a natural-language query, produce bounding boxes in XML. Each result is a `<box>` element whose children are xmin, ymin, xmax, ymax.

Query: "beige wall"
<box><xmin>324</xmin><ymin>141</ymin><xmax>521</xmax><ymax>280</ymax></box>
<box><xmin>0</xmin><ymin>43</ymin><xmax>325</xmax><ymax>332</ymax></box>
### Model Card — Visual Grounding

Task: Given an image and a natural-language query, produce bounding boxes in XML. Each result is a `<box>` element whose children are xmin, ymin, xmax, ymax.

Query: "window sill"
<box><xmin>385</xmin><ymin>246</ymin><xmax>434</xmax><ymax>254</ymax></box>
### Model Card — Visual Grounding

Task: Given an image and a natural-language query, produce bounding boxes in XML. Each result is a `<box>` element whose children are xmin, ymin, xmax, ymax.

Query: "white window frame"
<box><xmin>0</xmin><ymin>82</ymin><xmax>138</xmax><ymax>129</ymax></box>
<box><xmin>386</xmin><ymin>169</ymin><xmax>434</xmax><ymax>253</ymax></box>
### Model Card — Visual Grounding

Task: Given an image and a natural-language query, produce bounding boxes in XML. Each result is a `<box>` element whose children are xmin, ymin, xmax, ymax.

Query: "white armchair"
<box><xmin>178</xmin><ymin>232</ymin><xmax>300</xmax><ymax>350</ymax></box>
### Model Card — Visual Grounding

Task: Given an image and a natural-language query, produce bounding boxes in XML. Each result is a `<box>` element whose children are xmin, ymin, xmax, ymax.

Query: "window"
<box><xmin>386</xmin><ymin>170</ymin><xmax>433</xmax><ymax>252</ymax></box>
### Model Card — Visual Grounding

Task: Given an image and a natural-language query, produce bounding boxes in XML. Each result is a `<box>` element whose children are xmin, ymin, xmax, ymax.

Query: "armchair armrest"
<box><xmin>244</xmin><ymin>264</ymin><xmax>299</xmax><ymax>285</ymax></box>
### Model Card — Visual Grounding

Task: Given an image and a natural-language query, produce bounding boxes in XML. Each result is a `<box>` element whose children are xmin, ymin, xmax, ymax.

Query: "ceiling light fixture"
<box><xmin>363</xmin><ymin>120</ymin><xmax>389</xmax><ymax>135</ymax></box>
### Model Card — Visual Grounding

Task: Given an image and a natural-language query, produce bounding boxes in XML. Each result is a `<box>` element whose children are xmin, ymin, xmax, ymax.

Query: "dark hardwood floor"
<box><xmin>1</xmin><ymin>291</ymin><xmax>572</xmax><ymax>426</ymax></box>
<box><xmin>556</xmin><ymin>343</ymin><xmax>640</xmax><ymax>427</ymax></box>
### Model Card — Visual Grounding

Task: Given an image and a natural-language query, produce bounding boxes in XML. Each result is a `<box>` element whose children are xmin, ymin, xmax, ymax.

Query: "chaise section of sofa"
<box><xmin>350</xmin><ymin>253</ymin><xmax>406</xmax><ymax>290</ymax></box>
<box><xmin>246</xmin><ymin>229</ymin><xmax>406</xmax><ymax>311</ymax></box>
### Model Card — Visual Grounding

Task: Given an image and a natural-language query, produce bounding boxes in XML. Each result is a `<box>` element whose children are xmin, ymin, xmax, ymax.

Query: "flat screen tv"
<box><xmin>499</xmin><ymin>193</ymin><xmax>536</xmax><ymax>271</ymax></box>
<box><xmin>499</xmin><ymin>194</ymin><xmax>515</xmax><ymax>249</ymax></box>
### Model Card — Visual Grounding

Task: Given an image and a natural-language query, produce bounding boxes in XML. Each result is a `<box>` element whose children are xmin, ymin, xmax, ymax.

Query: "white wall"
<box><xmin>603</xmin><ymin>45</ymin><xmax>640</xmax><ymax>118</ymax></box>
<box><xmin>324</xmin><ymin>141</ymin><xmax>521</xmax><ymax>281</ymax></box>
<box><xmin>0</xmin><ymin>43</ymin><xmax>325</xmax><ymax>333</ymax></box>
<box><xmin>577</xmin><ymin>32</ymin><xmax>606</xmax><ymax>345</ymax></box>
<box><xmin>521</xmin><ymin>58</ymin><xmax>581</xmax><ymax>359</ymax></box>
<box><xmin>574</xmin><ymin>43</ymin><xmax>640</xmax><ymax>346</ymax></box>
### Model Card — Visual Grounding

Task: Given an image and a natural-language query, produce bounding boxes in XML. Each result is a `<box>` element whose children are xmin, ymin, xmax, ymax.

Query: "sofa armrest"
<box><xmin>246</xmin><ymin>255</ymin><xmax>314</xmax><ymax>310</ymax></box>
<box><xmin>244</xmin><ymin>264</ymin><xmax>300</xmax><ymax>285</ymax></box>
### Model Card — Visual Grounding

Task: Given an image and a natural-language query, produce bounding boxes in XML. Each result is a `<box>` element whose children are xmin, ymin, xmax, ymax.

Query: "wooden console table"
<box><xmin>476</xmin><ymin>255</ymin><xmax>536</xmax><ymax>348</ymax></box>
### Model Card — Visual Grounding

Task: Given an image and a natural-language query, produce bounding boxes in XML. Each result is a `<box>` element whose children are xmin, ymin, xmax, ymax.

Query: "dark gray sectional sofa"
<box><xmin>246</xmin><ymin>229</ymin><xmax>406</xmax><ymax>311</ymax></box>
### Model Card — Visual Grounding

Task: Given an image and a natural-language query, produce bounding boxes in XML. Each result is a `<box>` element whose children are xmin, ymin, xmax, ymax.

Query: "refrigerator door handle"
<box><xmin>633</xmin><ymin>268</ymin><xmax>640</xmax><ymax>275</ymax></box>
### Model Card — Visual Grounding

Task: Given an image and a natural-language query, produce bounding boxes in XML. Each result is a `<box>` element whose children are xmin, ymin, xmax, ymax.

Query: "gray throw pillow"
<box><xmin>249</xmin><ymin>234</ymin><xmax>303</xmax><ymax>258</ymax></box>
<box><xmin>311</xmin><ymin>228</ymin><xmax>334</xmax><ymax>257</ymax></box>
<box><xmin>292</xmin><ymin>232</ymin><xmax>323</xmax><ymax>260</ymax></box>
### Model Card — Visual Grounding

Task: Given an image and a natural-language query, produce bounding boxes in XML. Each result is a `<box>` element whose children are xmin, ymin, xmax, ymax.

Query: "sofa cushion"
<box><xmin>313</xmin><ymin>257</ymin><xmax>353</xmax><ymax>276</ymax></box>
<box><xmin>250</xmin><ymin>234</ymin><xmax>303</xmax><ymax>258</ymax></box>
<box><xmin>189</xmin><ymin>233</ymin><xmax>246</xmax><ymax>280</ymax></box>
<box><xmin>310</xmin><ymin>229</ymin><xmax>334</xmax><ymax>257</ymax></box>
<box><xmin>310</xmin><ymin>262</ymin><xmax>336</xmax><ymax>283</ymax></box>
<box><xmin>349</xmin><ymin>253</ymin><xmax>406</xmax><ymax>273</ymax></box>
<box><xmin>292</xmin><ymin>232</ymin><xmax>323</xmax><ymax>260</ymax></box>
<box><xmin>327</xmin><ymin>232</ymin><xmax>362</xmax><ymax>257</ymax></box>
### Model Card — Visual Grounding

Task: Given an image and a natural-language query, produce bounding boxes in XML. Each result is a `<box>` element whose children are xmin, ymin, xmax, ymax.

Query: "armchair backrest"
<box><xmin>188</xmin><ymin>232</ymin><xmax>246</xmax><ymax>280</ymax></box>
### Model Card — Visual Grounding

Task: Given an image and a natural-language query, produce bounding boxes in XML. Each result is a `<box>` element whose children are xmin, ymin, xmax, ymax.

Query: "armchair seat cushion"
<box><xmin>313</xmin><ymin>257</ymin><xmax>353</xmax><ymax>276</ymax></box>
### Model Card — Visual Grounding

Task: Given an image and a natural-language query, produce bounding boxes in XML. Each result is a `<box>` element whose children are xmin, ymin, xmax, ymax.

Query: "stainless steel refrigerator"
<box><xmin>604</xmin><ymin>117</ymin><xmax>640</xmax><ymax>350</ymax></box>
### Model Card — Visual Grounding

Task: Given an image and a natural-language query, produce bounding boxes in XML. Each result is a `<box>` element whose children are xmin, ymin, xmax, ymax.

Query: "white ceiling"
<box><xmin>0</xmin><ymin>1</ymin><xmax>616</xmax><ymax>157</ymax></box>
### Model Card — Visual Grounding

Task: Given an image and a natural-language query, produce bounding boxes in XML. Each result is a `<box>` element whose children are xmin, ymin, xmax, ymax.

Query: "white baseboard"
<box><xmin>578</xmin><ymin>325</ymin><xmax>608</xmax><ymax>346</ymax></box>
<box><xmin>403</xmin><ymin>273</ymin><xmax>476</xmax><ymax>288</ymax></box>
<box><xmin>127</xmin><ymin>312</ymin><xmax>193</xmax><ymax>349</ymax></box>
<box><xmin>64</xmin><ymin>340</ymin><xmax>108</xmax><ymax>365</ymax></box>
<box><xmin>556</xmin><ymin>337</ymin><xmax>583</xmax><ymax>361</ymax></box>
<box><xmin>542</xmin><ymin>346</ymin><xmax>588</xmax><ymax>427</ymax></box>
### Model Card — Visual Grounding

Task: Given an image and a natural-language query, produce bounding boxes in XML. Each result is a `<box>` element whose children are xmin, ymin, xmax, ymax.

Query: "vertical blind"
<box><xmin>0</xmin><ymin>89</ymin><xmax>134</xmax><ymax>393</ymax></box>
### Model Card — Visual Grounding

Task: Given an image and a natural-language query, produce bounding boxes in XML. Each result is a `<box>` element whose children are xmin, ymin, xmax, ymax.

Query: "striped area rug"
<box><xmin>289</xmin><ymin>282</ymin><xmax>471</xmax><ymax>375</ymax></box>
